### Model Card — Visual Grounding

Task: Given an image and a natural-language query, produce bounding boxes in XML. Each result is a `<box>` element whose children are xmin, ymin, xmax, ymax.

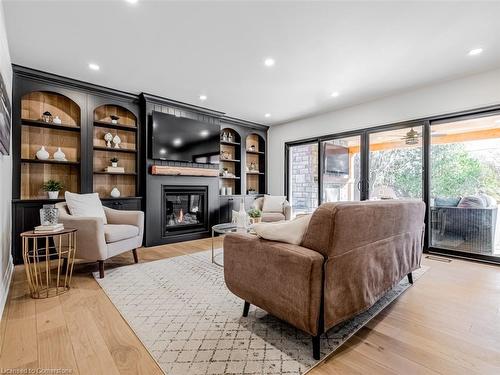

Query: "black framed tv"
<box><xmin>151</xmin><ymin>111</ymin><xmax>220</xmax><ymax>163</ymax></box>
<box><xmin>323</xmin><ymin>143</ymin><xmax>349</xmax><ymax>175</ymax></box>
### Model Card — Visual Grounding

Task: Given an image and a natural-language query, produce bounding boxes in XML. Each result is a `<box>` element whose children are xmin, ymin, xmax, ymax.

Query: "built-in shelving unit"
<box><xmin>219</xmin><ymin>128</ymin><xmax>242</xmax><ymax>195</ymax></box>
<box><xmin>19</xmin><ymin>91</ymin><xmax>81</xmax><ymax>200</ymax></box>
<box><xmin>92</xmin><ymin>104</ymin><xmax>138</xmax><ymax>198</ymax></box>
<box><xmin>245</xmin><ymin>133</ymin><xmax>266</xmax><ymax>194</ymax></box>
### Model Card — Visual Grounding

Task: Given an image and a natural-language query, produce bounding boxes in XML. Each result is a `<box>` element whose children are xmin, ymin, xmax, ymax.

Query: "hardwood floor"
<box><xmin>1</xmin><ymin>238</ymin><xmax>499</xmax><ymax>374</ymax></box>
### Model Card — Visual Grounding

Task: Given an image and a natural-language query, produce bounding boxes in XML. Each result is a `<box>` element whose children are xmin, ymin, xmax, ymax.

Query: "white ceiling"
<box><xmin>4</xmin><ymin>1</ymin><xmax>500</xmax><ymax>125</ymax></box>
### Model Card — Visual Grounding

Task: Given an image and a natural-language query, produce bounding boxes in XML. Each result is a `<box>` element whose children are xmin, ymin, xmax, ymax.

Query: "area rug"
<box><xmin>94</xmin><ymin>251</ymin><xmax>428</xmax><ymax>375</ymax></box>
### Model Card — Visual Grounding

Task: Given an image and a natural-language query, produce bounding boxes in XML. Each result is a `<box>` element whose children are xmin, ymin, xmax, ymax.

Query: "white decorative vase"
<box><xmin>53</xmin><ymin>147</ymin><xmax>66</xmax><ymax>161</ymax></box>
<box><xmin>236</xmin><ymin>198</ymin><xmax>248</xmax><ymax>230</ymax></box>
<box><xmin>52</xmin><ymin>116</ymin><xmax>62</xmax><ymax>124</ymax></box>
<box><xmin>110</xmin><ymin>187</ymin><xmax>121</xmax><ymax>198</ymax></box>
<box><xmin>36</xmin><ymin>146</ymin><xmax>49</xmax><ymax>160</ymax></box>
<box><xmin>48</xmin><ymin>191</ymin><xmax>59</xmax><ymax>199</ymax></box>
<box><xmin>111</xmin><ymin>162</ymin><xmax>118</xmax><ymax>168</ymax></box>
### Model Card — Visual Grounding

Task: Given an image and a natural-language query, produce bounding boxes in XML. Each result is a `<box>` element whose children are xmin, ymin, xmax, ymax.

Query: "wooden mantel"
<box><xmin>151</xmin><ymin>165</ymin><xmax>219</xmax><ymax>177</ymax></box>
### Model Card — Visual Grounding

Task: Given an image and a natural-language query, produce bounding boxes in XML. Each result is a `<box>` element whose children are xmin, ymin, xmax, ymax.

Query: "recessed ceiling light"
<box><xmin>88</xmin><ymin>63</ymin><xmax>100</xmax><ymax>71</ymax></box>
<box><xmin>264</xmin><ymin>58</ymin><xmax>275</xmax><ymax>67</ymax></box>
<box><xmin>125</xmin><ymin>0</ymin><xmax>138</xmax><ymax>4</ymax></box>
<box><xmin>173</xmin><ymin>138</ymin><xmax>182</xmax><ymax>146</ymax></box>
<box><xmin>264</xmin><ymin>113</ymin><xmax>271</xmax><ymax>118</ymax></box>
<box><xmin>199</xmin><ymin>94</ymin><xmax>207</xmax><ymax>101</ymax></box>
<box><xmin>468</xmin><ymin>48</ymin><xmax>483</xmax><ymax>56</ymax></box>
<box><xmin>200</xmin><ymin>130</ymin><xmax>209</xmax><ymax>137</ymax></box>
<box><xmin>331</xmin><ymin>91</ymin><xmax>340</xmax><ymax>98</ymax></box>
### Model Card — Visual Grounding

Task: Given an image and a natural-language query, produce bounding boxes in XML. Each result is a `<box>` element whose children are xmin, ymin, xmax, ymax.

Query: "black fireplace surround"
<box><xmin>163</xmin><ymin>186</ymin><xmax>208</xmax><ymax>236</ymax></box>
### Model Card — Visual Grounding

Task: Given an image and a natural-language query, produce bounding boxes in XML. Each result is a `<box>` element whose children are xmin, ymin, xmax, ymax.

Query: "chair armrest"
<box><xmin>223</xmin><ymin>233</ymin><xmax>324</xmax><ymax>336</ymax></box>
<box><xmin>103</xmin><ymin>207</ymin><xmax>144</xmax><ymax>241</ymax></box>
<box><xmin>57</xmin><ymin>216</ymin><xmax>107</xmax><ymax>260</ymax></box>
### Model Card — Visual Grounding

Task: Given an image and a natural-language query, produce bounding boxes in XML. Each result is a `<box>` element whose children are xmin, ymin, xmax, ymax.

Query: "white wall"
<box><xmin>268</xmin><ymin>68</ymin><xmax>500</xmax><ymax>195</ymax></box>
<box><xmin>0</xmin><ymin>0</ymin><xmax>13</xmax><ymax>318</ymax></box>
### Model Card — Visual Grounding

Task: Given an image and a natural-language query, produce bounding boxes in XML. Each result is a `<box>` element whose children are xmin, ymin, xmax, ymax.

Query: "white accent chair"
<box><xmin>253</xmin><ymin>196</ymin><xmax>292</xmax><ymax>222</ymax></box>
<box><xmin>55</xmin><ymin>202</ymin><xmax>144</xmax><ymax>278</ymax></box>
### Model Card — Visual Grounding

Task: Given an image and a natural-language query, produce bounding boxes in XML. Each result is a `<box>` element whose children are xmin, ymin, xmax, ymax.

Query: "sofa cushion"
<box><xmin>435</xmin><ymin>196</ymin><xmax>461</xmax><ymax>207</ymax></box>
<box><xmin>104</xmin><ymin>224</ymin><xmax>139</xmax><ymax>243</ymax></box>
<box><xmin>458</xmin><ymin>195</ymin><xmax>486</xmax><ymax>208</ymax></box>
<box><xmin>262</xmin><ymin>212</ymin><xmax>286</xmax><ymax>222</ymax></box>
<box><xmin>65</xmin><ymin>192</ymin><xmax>107</xmax><ymax>224</ymax></box>
<box><xmin>253</xmin><ymin>214</ymin><xmax>312</xmax><ymax>245</ymax></box>
<box><xmin>262</xmin><ymin>195</ymin><xmax>286</xmax><ymax>212</ymax></box>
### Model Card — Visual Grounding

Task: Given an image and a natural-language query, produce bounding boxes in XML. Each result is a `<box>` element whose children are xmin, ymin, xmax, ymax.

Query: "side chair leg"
<box><xmin>243</xmin><ymin>301</ymin><xmax>250</xmax><ymax>317</ymax></box>
<box><xmin>132</xmin><ymin>249</ymin><xmax>139</xmax><ymax>263</ymax></box>
<box><xmin>312</xmin><ymin>334</ymin><xmax>321</xmax><ymax>360</ymax></box>
<box><xmin>407</xmin><ymin>272</ymin><xmax>413</xmax><ymax>284</ymax></box>
<box><xmin>98</xmin><ymin>260</ymin><xmax>104</xmax><ymax>279</ymax></box>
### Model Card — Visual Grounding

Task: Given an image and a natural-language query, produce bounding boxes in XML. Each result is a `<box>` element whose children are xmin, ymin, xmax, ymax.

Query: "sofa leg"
<box><xmin>407</xmin><ymin>272</ymin><xmax>413</xmax><ymax>284</ymax></box>
<box><xmin>312</xmin><ymin>334</ymin><xmax>321</xmax><ymax>360</ymax></box>
<box><xmin>98</xmin><ymin>261</ymin><xmax>104</xmax><ymax>279</ymax></box>
<box><xmin>132</xmin><ymin>249</ymin><xmax>139</xmax><ymax>263</ymax></box>
<box><xmin>242</xmin><ymin>301</ymin><xmax>250</xmax><ymax>317</ymax></box>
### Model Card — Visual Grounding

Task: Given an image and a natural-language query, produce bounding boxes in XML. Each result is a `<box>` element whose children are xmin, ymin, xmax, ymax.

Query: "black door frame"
<box><xmin>285</xmin><ymin>105</ymin><xmax>500</xmax><ymax>265</ymax></box>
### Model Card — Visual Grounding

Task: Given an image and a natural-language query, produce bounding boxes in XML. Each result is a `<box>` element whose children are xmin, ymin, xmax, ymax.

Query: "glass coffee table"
<box><xmin>212</xmin><ymin>223</ymin><xmax>252</xmax><ymax>267</ymax></box>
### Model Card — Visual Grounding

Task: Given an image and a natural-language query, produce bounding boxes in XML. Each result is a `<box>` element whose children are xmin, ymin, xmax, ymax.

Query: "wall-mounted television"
<box><xmin>323</xmin><ymin>143</ymin><xmax>349</xmax><ymax>175</ymax></box>
<box><xmin>151</xmin><ymin>111</ymin><xmax>220</xmax><ymax>164</ymax></box>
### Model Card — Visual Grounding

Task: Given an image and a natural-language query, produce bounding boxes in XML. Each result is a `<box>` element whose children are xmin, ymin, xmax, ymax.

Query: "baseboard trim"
<box><xmin>0</xmin><ymin>255</ymin><xmax>14</xmax><ymax>320</ymax></box>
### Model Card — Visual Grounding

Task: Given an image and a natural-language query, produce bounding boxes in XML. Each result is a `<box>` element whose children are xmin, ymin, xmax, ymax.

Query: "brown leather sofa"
<box><xmin>224</xmin><ymin>200</ymin><xmax>425</xmax><ymax>359</ymax></box>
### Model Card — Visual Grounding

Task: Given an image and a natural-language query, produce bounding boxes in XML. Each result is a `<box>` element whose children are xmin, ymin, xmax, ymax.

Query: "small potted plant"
<box><xmin>222</xmin><ymin>167</ymin><xmax>229</xmax><ymax>176</ymax></box>
<box><xmin>248</xmin><ymin>208</ymin><xmax>262</xmax><ymax>224</ymax></box>
<box><xmin>110</xmin><ymin>157</ymin><xmax>119</xmax><ymax>167</ymax></box>
<box><xmin>43</xmin><ymin>180</ymin><xmax>63</xmax><ymax>199</ymax></box>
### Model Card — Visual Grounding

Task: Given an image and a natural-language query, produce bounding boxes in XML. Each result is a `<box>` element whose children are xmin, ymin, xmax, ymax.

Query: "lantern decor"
<box><xmin>39</xmin><ymin>204</ymin><xmax>59</xmax><ymax>226</ymax></box>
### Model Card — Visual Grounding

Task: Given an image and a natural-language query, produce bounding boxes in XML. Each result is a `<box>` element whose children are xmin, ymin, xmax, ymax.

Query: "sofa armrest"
<box><xmin>223</xmin><ymin>233</ymin><xmax>324</xmax><ymax>336</ymax></box>
<box><xmin>57</xmin><ymin>216</ymin><xmax>108</xmax><ymax>260</ymax></box>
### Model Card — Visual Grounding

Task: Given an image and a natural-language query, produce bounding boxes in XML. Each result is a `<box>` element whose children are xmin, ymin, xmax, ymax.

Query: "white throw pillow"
<box><xmin>253</xmin><ymin>214</ymin><xmax>312</xmax><ymax>245</ymax></box>
<box><xmin>65</xmin><ymin>192</ymin><xmax>107</xmax><ymax>224</ymax></box>
<box><xmin>262</xmin><ymin>195</ymin><xmax>287</xmax><ymax>213</ymax></box>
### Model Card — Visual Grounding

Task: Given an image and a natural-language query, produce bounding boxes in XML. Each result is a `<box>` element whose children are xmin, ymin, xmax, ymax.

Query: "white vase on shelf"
<box><xmin>36</xmin><ymin>146</ymin><xmax>49</xmax><ymax>160</ymax></box>
<box><xmin>53</xmin><ymin>147</ymin><xmax>66</xmax><ymax>161</ymax></box>
<box><xmin>48</xmin><ymin>191</ymin><xmax>59</xmax><ymax>199</ymax></box>
<box><xmin>110</xmin><ymin>187</ymin><xmax>121</xmax><ymax>198</ymax></box>
<box><xmin>52</xmin><ymin>116</ymin><xmax>62</xmax><ymax>124</ymax></box>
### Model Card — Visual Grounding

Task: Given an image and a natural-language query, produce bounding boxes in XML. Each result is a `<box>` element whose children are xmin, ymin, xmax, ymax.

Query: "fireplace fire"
<box><xmin>163</xmin><ymin>186</ymin><xmax>208</xmax><ymax>235</ymax></box>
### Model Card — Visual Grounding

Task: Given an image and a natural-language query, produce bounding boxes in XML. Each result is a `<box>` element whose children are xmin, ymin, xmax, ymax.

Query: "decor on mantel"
<box><xmin>110</xmin><ymin>187</ymin><xmax>121</xmax><ymax>198</ymax></box>
<box><xmin>35</xmin><ymin>145</ymin><xmax>49</xmax><ymax>160</ymax></box>
<box><xmin>104</xmin><ymin>132</ymin><xmax>113</xmax><ymax>148</ymax></box>
<box><xmin>52</xmin><ymin>115</ymin><xmax>62</xmax><ymax>124</ymax></box>
<box><xmin>41</xmin><ymin>111</ymin><xmax>52</xmax><ymax>123</ymax></box>
<box><xmin>112</xmin><ymin>134</ymin><xmax>121</xmax><ymax>149</ymax></box>
<box><xmin>110</xmin><ymin>115</ymin><xmax>120</xmax><ymax>124</ymax></box>
<box><xmin>42</xmin><ymin>180</ymin><xmax>63</xmax><ymax>199</ymax></box>
<box><xmin>53</xmin><ymin>147</ymin><xmax>66</xmax><ymax>161</ymax></box>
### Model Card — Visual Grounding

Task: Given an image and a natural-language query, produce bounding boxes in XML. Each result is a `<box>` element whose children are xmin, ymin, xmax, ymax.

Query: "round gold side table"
<box><xmin>20</xmin><ymin>228</ymin><xmax>77</xmax><ymax>299</ymax></box>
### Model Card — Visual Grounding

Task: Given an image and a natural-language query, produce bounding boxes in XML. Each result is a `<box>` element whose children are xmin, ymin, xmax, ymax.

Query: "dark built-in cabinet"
<box><xmin>11</xmin><ymin>66</ymin><xmax>268</xmax><ymax>263</ymax></box>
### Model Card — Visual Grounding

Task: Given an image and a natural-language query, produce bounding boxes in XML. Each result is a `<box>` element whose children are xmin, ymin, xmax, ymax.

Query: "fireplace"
<box><xmin>162</xmin><ymin>186</ymin><xmax>208</xmax><ymax>236</ymax></box>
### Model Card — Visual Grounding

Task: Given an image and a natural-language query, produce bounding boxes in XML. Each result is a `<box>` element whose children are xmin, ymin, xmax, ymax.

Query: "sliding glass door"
<box><xmin>368</xmin><ymin>125</ymin><xmax>423</xmax><ymax>200</ymax></box>
<box><xmin>429</xmin><ymin>113</ymin><xmax>500</xmax><ymax>259</ymax></box>
<box><xmin>321</xmin><ymin>135</ymin><xmax>362</xmax><ymax>202</ymax></box>
<box><xmin>287</xmin><ymin>142</ymin><xmax>319</xmax><ymax>216</ymax></box>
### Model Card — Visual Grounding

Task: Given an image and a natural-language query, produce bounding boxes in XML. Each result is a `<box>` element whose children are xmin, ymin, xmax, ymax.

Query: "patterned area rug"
<box><xmin>94</xmin><ymin>251</ymin><xmax>428</xmax><ymax>375</ymax></box>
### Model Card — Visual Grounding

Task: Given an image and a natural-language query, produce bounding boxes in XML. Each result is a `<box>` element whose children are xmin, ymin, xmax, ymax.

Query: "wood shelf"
<box><xmin>220</xmin><ymin>140</ymin><xmax>241</xmax><ymax>146</ymax></box>
<box><xmin>246</xmin><ymin>171</ymin><xmax>264</xmax><ymax>175</ymax></box>
<box><xmin>220</xmin><ymin>159</ymin><xmax>241</xmax><ymax>163</ymax></box>
<box><xmin>21</xmin><ymin>158</ymin><xmax>80</xmax><ymax>166</ymax></box>
<box><xmin>93</xmin><ymin>171</ymin><xmax>137</xmax><ymax>176</ymax></box>
<box><xmin>220</xmin><ymin>176</ymin><xmax>240</xmax><ymax>180</ymax></box>
<box><xmin>246</xmin><ymin>150</ymin><xmax>265</xmax><ymax>155</ymax></box>
<box><xmin>21</xmin><ymin>119</ymin><xmax>80</xmax><ymax>132</ymax></box>
<box><xmin>93</xmin><ymin>146</ymin><xmax>137</xmax><ymax>154</ymax></box>
<box><xmin>94</xmin><ymin>121</ymin><xmax>137</xmax><ymax>132</ymax></box>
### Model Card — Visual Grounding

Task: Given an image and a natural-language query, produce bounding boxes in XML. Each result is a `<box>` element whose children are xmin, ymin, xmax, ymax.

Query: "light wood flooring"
<box><xmin>1</xmin><ymin>238</ymin><xmax>499</xmax><ymax>374</ymax></box>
